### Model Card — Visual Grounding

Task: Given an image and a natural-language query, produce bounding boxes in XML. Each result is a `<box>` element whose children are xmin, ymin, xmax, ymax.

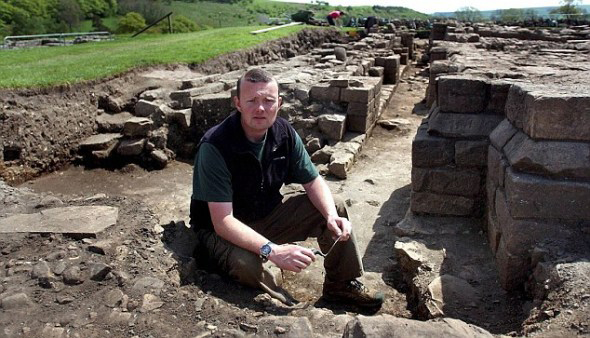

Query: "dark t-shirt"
<box><xmin>192</xmin><ymin>131</ymin><xmax>318</xmax><ymax>202</ymax></box>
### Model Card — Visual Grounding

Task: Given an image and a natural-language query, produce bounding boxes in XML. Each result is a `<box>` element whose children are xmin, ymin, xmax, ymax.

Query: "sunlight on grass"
<box><xmin>0</xmin><ymin>25</ymin><xmax>316</xmax><ymax>89</ymax></box>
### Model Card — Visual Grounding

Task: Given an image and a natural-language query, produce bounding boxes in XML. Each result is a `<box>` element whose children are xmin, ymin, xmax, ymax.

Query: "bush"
<box><xmin>117</xmin><ymin>12</ymin><xmax>146</xmax><ymax>34</ymax></box>
<box><xmin>0</xmin><ymin>18</ymin><xmax>11</xmax><ymax>38</ymax></box>
<box><xmin>171</xmin><ymin>15</ymin><xmax>199</xmax><ymax>33</ymax></box>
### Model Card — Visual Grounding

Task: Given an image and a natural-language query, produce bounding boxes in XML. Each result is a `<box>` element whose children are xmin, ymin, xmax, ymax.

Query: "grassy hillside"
<box><xmin>434</xmin><ymin>5</ymin><xmax>590</xmax><ymax>19</ymax></box>
<box><xmin>0</xmin><ymin>25</ymin><xmax>311</xmax><ymax>89</ymax></box>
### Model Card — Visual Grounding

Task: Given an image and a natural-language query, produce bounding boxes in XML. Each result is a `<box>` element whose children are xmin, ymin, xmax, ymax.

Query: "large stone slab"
<box><xmin>412</xmin><ymin>125</ymin><xmax>454</xmax><ymax>167</ymax></box>
<box><xmin>79</xmin><ymin>133</ymin><xmax>122</xmax><ymax>151</ymax></box>
<box><xmin>309</xmin><ymin>83</ymin><xmax>340</xmax><ymax>102</ymax></box>
<box><xmin>437</xmin><ymin>75</ymin><xmax>489</xmax><ymax>113</ymax></box>
<box><xmin>343</xmin><ymin>315</ymin><xmax>494</xmax><ymax>338</ymax></box>
<box><xmin>505</xmin><ymin>168</ymin><xmax>590</xmax><ymax>220</ymax></box>
<box><xmin>412</xmin><ymin>167</ymin><xmax>481</xmax><ymax>197</ymax></box>
<box><xmin>428</xmin><ymin>109</ymin><xmax>504</xmax><ymax>139</ymax></box>
<box><xmin>504</xmin><ymin>131</ymin><xmax>590</xmax><ymax>180</ymax></box>
<box><xmin>506</xmin><ymin>83</ymin><xmax>590</xmax><ymax>141</ymax></box>
<box><xmin>0</xmin><ymin>206</ymin><xmax>118</xmax><ymax>237</ymax></box>
<box><xmin>96</xmin><ymin>112</ymin><xmax>134</xmax><ymax>133</ymax></box>
<box><xmin>170</xmin><ymin>82</ymin><xmax>225</xmax><ymax>108</ymax></box>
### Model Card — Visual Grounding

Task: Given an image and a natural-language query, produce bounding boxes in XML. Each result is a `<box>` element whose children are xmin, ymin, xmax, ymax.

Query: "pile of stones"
<box><xmin>81</xmin><ymin>29</ymin><xmax>416</xmax><ymax>178</ymax></box>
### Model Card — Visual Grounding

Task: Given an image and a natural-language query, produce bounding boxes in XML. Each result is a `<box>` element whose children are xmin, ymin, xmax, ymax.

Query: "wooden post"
<box><xmin>168</xmin><ymin>14</ymin><xmax>172</xmax><ymax>34</ymax></box>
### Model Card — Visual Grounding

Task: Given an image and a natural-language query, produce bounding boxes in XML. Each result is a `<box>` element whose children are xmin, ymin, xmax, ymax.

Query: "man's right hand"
<box><xmin>268</xmin><ymin>244</ymin><xmax>316</xmax><ymax>272</ymax></box>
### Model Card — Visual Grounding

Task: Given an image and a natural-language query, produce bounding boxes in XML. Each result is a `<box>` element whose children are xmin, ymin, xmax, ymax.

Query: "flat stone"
<box><xmin>98</xmin><ymin>95</ymin><xmax>121</xmax><ymax>113</ymax></box>
<box><xmin>131</xmin><ymin>277</ymin><xmax>165</xmax><ymax>296</ymax></box>
<box><xmin>79</xmin><ymin>133</ymin><xmax>122</xmax><ymax>151</ymax></box>
<box><xmin>104</xmin><ymin>289</ymin><xmax>125</xmax><ymax>308</ymax></box>
<box><xmin>163</xmin><ymin>107</ymin><xmax>192</xmax><ymax>129</ymax></box>
<box><xmin>311</xmin><ymin>146</ymin><xmax>334</xmax><ymax>164</ymax></box>
<box><xmin>426</xmin><ymin>275</ymin><xmax>480</xmax><ymax>317</ymax></box>
<box><xmin>140</xmin><ymin>294</ymin><xmax>164</xmax><ymax>312</ymax></box>
<box><xmin>1</xmin><ymin>293</ymin><xmax>34</xmax><ymax>310</ymax></box>
<box><xmin>96</xmin><ymin>112</ymin><xmax>134</xmax><ymax>133</ymax></box>
<box><xmin>170</xmin><ymin>82</ymin><xmax>225</xmax><ymax>108</ymax></box>
<box><xmin>0</xmin><ymin>206</ymin><xmax>118</xmax><ymax>236</ymax></box>
<box><xmin>89</xmin><ymin>263</ymin><xmax>111</xmax><ymax>281</ymax></box>
<box><xmin>428</xmin><ymin>108</ymin><xmax>504</xmax><ymax>139</ymax></box>
<box><xmin>437</xmin><ymin>75</ymin><xmax>489</xmax><ymax>113</ymax></box>
<box><xmin>343</xmin><ymin>315</ymin><xmax>494</xmax><ymax>338</ymax></box>
<box><xmin>62</xmin><ymin>265</ymin><xmax>84</xmax><ymax>285</ymax></box>
<box><xmin>257</xmin><ymin>316</ymin><xmax>314</xmax><ymax>337</ymax></box>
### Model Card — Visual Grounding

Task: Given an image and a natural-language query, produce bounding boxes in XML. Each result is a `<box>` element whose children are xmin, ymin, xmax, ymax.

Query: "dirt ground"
<box><xmin>1</xmin><ymin>62</ymin><xmax>588</xmax><ymax>337</ymax></box>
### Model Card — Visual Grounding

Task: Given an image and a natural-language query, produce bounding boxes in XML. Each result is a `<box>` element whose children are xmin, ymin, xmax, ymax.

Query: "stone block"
<box><xmin>487</xmin><ymin>80</ymin><xmax>512</xmax><ymax>115</ymax></box>
<box><xmin>329</xmin><ymin>151</ymin><xmax>354</xmax><ymax>179</ymax></box>
<box><xmin>400</xmin><ymin>53</ymin><xmax>408</xmax><ymax>65</ymax></box>
<box><xmin>427</xmin><ymin>109</ymin><xmax>504</xmax><ymax>139</ymax></box>
<box><xmin>506</xmin><ymin>83</ymin><xmax>590</xmax><ymax>141</ymax></box>
<box><xmin>96</xmin><ymin>112</ymin><xmax>134</xmax><ymax>133</ymax></box>
<box><xmin>318</xmin><ymin>114</ymin><xmax>346</xmax><ymax>141</ymax></box>
<box><xmin>329</xmin><ymin>78</ymin><xmax>351</xmax><ymax>88</ymax></box>
<box><xmin>411</xmin><ymin>191</ymin><xmax>475</xmax><ymax>216</ymax></box>
<box><xmin>494</xmin><ymin>189</ymin><xmax>571</xmax><ymax>290</ymax></box>
<box><xmin>98</xmin><ymin>95</ymin><xmax>121</xmax><ymax>113</ymax></box>
<box><xmin>429</xmin><ymin>46</ymin><xmax>447</xmax><ymax>62</ymax></box>
<box><xmin>163</xmin><ymin>107</ymin><xmax>192</xmax><ymax>129</ymax></box>
<box><xmin>334</xmin><ymin>46</ymin><xmax>347</xmax><ymax>61</ymax></box>
<box><xmin>489</xmin><ymin>119</ymin><xmax>517</xmax><ymax>151</ymax></box>
<box><xmin>487</xmin><ymin>145</ymin><xmax>504</xmax><ymax>192</ymax></box>
<box><xmin>309</xmin><ymin>84</ymin><xmax>340</xmax><ymax>102</ymax></box>
<box><xmin>437</xmin><ymin>75</ymin><xmax>489</xmax><ymax>113</ymax></box>
<box><xmin>504</xmin><ymin>131</ymin><xmax>590</xmax><ymax>180</ymax></box>
<box><xmin>455</xmin><ymin>140</ymin><xmax>489</xmax><ymax>167</ymax></box>
<box><xmin>117</xmin><ymin>138</ymin><xmax>145</xmax><ymax>156</ymax></box>
<box><xmin>192</xmin><ymin>93</ymin><xmax>232</xmax><ymax>134</ymax></box>
<box><xmin>347</xmin><ymin>101</ymin><xmax>373</xmax><ymax>116</ymax></box>
<box><xmin>412</xmin><ymin>125</ymin><xmax>454</xmax><ymax>167</ymax></box>
<box><xmin>135</xmin><ymin>100</ymin><xmax>163</xmax><ymax>118</ymax></box>
<box><xmin>311</xmin><ymin>146</ymin><xmax>334</xmax><ymax>164</ymax></box>
<box><xmin>382</xmin><ymin>55</ymin><xmax>400</xmax><ymax>85</ymax></box>
<box><xmin>347</xmin><ymin>114</ymin><xmax>375</xmax><ymax>133</ymax></box>
<box><xmin>505</xmin><ymin>168</ymin><xmax>590</xmax><ymax>220</ymax></box>
<box><xmin>412</xmin><ymin>167</ymin><xmax>481</xmax><ymax>197</ymax></box>
<box><xmin>79</xmin><ymin>133</ymin><xmax>122</xmax><ymax>151</ymax></box>
<box><xmin>368</xmin><ymin>66</ymin><xmax>384</xmax><ymax>77</ymax></box>
<box><xmin>123</xmin><ymin>117</ymin><xmax>153</xmax><ymax>137</ymax></box>
<box><xmin>341</xmin><ymin>87</ymin><xmax>374</xmax><ymax>104</ymax></box>
<box><xmin>181</xmin><ymin>74</ymin><xmax>222</xmax><ymax>89</ymax></box>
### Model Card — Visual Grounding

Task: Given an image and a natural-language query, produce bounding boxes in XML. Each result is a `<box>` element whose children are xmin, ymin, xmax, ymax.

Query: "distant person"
<box><xmin>365</xmin><ymin>16</ymin><xmax>377</xmax><ymax>32</ymax></box>
<box><xmin>327</xmin><ymin>10</ymin><xmax>345</xmax><ymax>26</ymax></box>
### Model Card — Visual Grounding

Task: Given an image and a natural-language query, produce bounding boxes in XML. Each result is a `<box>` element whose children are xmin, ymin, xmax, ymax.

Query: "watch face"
<box><xmin>261</xmin><ymin>244</ymin><xmax>272</xmax><ymax>256</ymax></box>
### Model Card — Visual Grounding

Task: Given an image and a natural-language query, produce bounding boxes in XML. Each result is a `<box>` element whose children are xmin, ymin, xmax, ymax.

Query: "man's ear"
<box><xmin>278</xmin><ymin>96</ymin><xmax>283</xmax><ymax>108</ymax></box>
<box><xmin>233</xmin><ymin>96</ymin><xmax>241</xmax><ymax>112</ymax></box>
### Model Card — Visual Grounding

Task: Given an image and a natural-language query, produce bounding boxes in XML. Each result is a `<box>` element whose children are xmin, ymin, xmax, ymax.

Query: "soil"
<box><xmin>1</xmin><ymin>62</ymin><xmax>589</xmax><ymax>337</ymax></box>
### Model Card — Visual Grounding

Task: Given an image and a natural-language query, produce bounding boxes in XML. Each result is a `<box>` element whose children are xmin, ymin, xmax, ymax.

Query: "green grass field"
<box><xmin>0</xmin><ymin>25</ymin><xmax>313</xmax><ymax>89</ymax></box>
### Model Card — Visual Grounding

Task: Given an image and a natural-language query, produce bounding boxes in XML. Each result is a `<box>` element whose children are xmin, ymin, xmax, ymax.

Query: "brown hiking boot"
<box><xmin>322</xmin><ymin>279</ymin><xmax>384</xmax><ymax>308</ymax></box>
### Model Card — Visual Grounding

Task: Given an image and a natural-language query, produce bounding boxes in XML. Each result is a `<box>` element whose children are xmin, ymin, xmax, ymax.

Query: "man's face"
<box><xmin>234</xmin><ymin>79</ymin><xmax>282</xmax><ymax>139</ymax></box>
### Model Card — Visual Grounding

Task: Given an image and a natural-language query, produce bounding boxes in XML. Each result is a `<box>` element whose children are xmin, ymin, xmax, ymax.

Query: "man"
<box><xmin>326</xmin><ymin>10</ymin><xmax>345</xmax><ymax>26</ymax></box>
<box><xmin>190</xmin><ymin>68</ymin><xmax>383</xmax><ymax>309</ymax></box>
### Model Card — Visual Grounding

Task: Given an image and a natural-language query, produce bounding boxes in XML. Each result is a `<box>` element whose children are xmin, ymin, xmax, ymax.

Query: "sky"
<box><xmin>273</xmin><ymin>0</ymin><xmax>588</xmax><ymax>14</ymax></box>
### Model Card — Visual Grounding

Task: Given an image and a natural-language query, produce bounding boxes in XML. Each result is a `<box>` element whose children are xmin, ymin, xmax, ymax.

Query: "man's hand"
<box><xmin>327</xmin><ymin>214</ymin><xmax>352</xmax><ymax>241</ymax></box>
<box><xmin>269</xmin><ymin>244</ymin><xmax>316</xmax><ymax>272</ymax></box>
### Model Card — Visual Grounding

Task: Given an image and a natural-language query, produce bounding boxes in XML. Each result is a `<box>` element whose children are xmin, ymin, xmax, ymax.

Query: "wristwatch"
<box><xmin>260</xmin><ymin>242</ymin><xmax>274</xmax><ymax>262</ymax></box>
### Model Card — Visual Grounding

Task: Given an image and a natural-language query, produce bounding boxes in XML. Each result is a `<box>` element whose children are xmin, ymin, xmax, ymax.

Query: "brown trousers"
<box><xmin>193</xmin><ymin>192</ymin><xmax>364</xmax><ymax>303</ymax></box>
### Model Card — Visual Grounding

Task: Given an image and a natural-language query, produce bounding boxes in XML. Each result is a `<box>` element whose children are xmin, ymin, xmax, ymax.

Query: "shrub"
<box><xmin>117</xmin><ymin>12</ymin><xmax>146</xmax><ymax>34</ymax></box>
<box><xmin>171</xmin><ymin>15</ymin><xmax>199</xmax><ymax>33</ymax></box>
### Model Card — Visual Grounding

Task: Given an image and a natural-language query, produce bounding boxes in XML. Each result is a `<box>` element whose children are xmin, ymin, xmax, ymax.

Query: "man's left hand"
<box><xmin>326</xmin><ymin>214</ymin><xmax>352</xmax><ymax>241</ymax></box>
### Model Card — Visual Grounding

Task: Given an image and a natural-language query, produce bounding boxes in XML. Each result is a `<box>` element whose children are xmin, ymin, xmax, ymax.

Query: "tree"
<box><xmin>455</xmin><ymin>6</ymin><xmax>483</xmax><ymax>22</ymax></box>
<box><xmin>57</xmin><ymin>0</ymin><xmax>83</xmax><ymax>31</ymax></box>
<box><xmin>550</xmin><ymin>0</ymin><xmax>583</xmax><ymax>20</ymax></box>
<box><xmin>524</xmin><ymin>9</ymin><xmax>538</xmax><ymax>21</ymax></box>
<box><xmin>498</xmin><ymin>8</ymin><xmax>525</xmax><ymax>23</ymax></box>
<box><xmin>117</xmin><ymin>11</ymin><xmax>145</xmax><ymax>33</ymax></box>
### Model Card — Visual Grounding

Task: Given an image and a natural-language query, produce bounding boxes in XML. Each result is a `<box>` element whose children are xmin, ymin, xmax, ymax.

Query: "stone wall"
<box><xmin>410</xmin><ymin>74</ymin><xmax>506</xmax><ymax>217</ymax></box>
<box><xmin>486</xmin><ymin>83</ymin><xmax>590</xmax><ymax>290</ymax></box>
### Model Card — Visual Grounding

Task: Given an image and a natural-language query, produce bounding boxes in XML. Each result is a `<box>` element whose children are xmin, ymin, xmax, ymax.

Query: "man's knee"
<box><xmin>228</xmin><ymin>248</ymin><xmax>264</xmax><ymax>288</ymax></box>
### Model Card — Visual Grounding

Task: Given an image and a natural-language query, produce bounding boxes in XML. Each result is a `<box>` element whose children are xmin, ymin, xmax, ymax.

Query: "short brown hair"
<box><xmin>236</xmin><ymin>68</ymin><xmax>277</xmax><ymax>99</ymax></box>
